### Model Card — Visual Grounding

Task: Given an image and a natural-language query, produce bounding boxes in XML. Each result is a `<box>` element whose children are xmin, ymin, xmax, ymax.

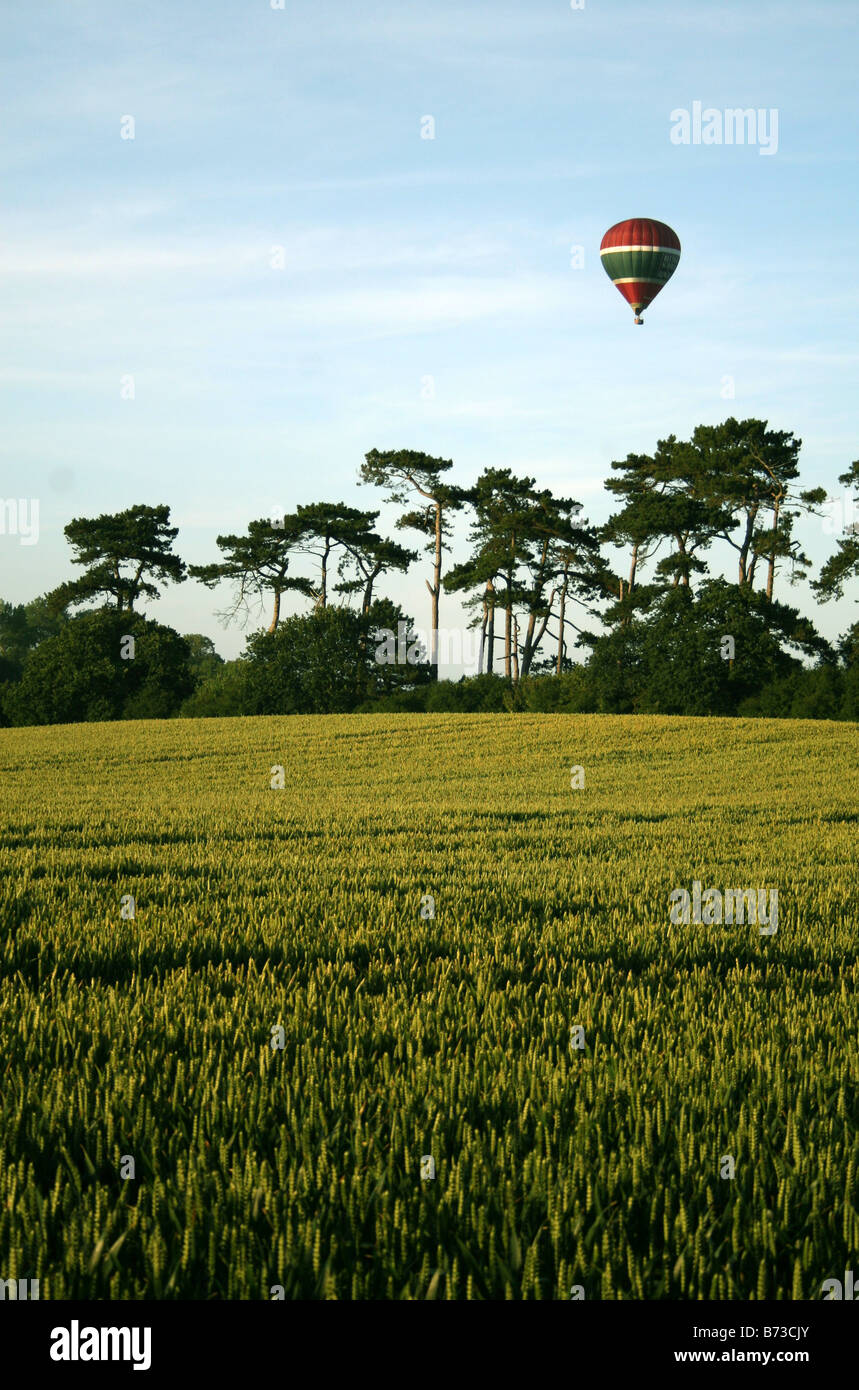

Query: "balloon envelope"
<box><xmin>600</xmin><ymin>218</ymin><xmax>681</xmax><ymax>323</ymax></box>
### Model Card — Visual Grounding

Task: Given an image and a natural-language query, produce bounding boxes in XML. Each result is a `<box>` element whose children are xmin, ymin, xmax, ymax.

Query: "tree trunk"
<box><xmin>268</xmin><ymin>587</ymin><xmax>281</xmax><ymax>633</ymax></box>
<box><xmin>628</xmin><ymin>543</ymin><xmax>639</xmax><ymax>593</ymax></box>
<box><xmin>521</xmin><ymin>590</ymin><xmax>555</xmax><ymax>677</ymax></box>
<box><xmin>362</xmin><ymin>562</ymin><xmax>381</xmax><ymax>616</ymax></box>
<box><xmin>766</xmin><ymin>497</ymin><xmax>781</xmax><ymax>601</ymax></box>
<box><xmin>522</xmin><ymin>538</ymin><xmax>549</xmax><ymax>673</ymax></box>
<box><xmin>478</xmin><ymin>591</ymin><xmax>489</xmax><ymax>675</ymax></box>
<box><xmin>320</xmin><ymin>537</ymin><xmax>330</xmax><ymax>607</ymax></box>
<box><xmin>504</xmin><ymin>585</ymin><xmax>512</xmax><ymax>679</ymax></box>
<box><xmin>738</xmin><ymin>508</ymin><xmax>758</xmax><ymax>586</ymax></box>
<box><xmin>512</xmin><ymin>616</ymin><xmax>520</xmax><ymax>682</ymax></box>
<box><xmin>522</xmin><ymin>614</ymin><xmax>535</xmax><ymax>672</ymax></box>
<box><xmin>486</xmin><ymin>584</ymin><xmax>495</xmax><ymax>674</ymax></box>
<box><xmin>677</xmin><ymin>537</ymin><xmax>689</xmax><ymax>586</ymax></box>
<box><xmin>556</xmin><ymin>575</ymin><xmax>567</xmax><ymax>674</ymax></box>
<box><xmin>430</xmin><ymin>500</ymin><xmax>443</xmax><ymax>676</ymax></box>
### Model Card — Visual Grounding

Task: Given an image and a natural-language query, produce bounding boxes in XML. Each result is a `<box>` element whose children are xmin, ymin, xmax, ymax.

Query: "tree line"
<box><xmin>2</xmin><ymin>417</ymin><xmax>857</xmax><ymax>725</ymax></box>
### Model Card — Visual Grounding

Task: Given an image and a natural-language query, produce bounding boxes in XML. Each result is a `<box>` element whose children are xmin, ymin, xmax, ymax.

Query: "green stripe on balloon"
<box><xmin>600</xmin><ymin>249</ymin><xmax>679</xmax><ymax>282</ymax></box>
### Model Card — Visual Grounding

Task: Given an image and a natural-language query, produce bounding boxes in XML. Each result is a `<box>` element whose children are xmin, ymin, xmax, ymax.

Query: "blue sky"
<box><xmin>1</xmin><ymin>0</ymin><xmax>857</xmax><ymax>663</ymax></box>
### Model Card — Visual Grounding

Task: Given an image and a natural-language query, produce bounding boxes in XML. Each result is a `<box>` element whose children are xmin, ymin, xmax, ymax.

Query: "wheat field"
<box><xmin>0</xmin><ymin>713</ymin><xmax>856</xmax><ymax>1299</ymax></box>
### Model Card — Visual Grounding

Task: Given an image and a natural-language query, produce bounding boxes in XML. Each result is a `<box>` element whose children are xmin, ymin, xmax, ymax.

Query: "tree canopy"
<box><xmin>49</xmin><ymin>504</ymin><xmax>186</xmax><ymax>614</ymax></box>
<box><xmin>3</xmin><ymin>416</ymin><xmax>857</xmax><ymax>725</ymax></box>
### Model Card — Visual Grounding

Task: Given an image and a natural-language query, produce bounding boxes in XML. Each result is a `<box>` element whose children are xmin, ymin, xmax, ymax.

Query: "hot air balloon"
<box><xmin>600</xmin><ymin>218</ymin><xmax>681</xmax><ymax>324</ymax></box>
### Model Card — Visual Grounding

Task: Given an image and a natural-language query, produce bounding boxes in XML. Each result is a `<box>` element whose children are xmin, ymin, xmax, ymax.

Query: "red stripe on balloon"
<box><xmin>600</xmin><ymin>219</ymin><xmax>681</xmax><ymax>253</ymax></box>
<box><xmin>612</xmin><ymin>280</ymin><xmax>666</xmax><ymax>310</ymax></box>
